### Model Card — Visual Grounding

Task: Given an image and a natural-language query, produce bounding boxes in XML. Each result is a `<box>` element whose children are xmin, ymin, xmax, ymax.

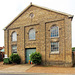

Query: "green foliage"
<box><xmin>30</xmin><ymin>52</ymin><xmax>42</xmax><ymax>65</ymax></box>
<box><xmin>72</xmin><ymin>47</ymin><xmax>75</xmax><ymax>52</ymax></box>
<box><xmin>9</xmin><ymin>53</ymin><xmax>21</xmax><ymax>64</ymax></box>
<box><xmin>3</xmin><ymin>58</ymin><xmax>9</xmax><ymax>64</ymax></box>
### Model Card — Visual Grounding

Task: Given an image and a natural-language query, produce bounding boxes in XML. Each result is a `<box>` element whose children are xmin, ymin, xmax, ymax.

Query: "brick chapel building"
<box><xmin>4</xmin><ymin>3</ymin><xmax>73</xmax><ymax>67</ymax></box>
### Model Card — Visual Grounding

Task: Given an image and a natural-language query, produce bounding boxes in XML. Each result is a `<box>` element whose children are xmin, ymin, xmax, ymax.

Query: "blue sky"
<box><xmin>0</xmin><ymin>0</ymin><xmax>75</xmax><ymax>47</ymax></box>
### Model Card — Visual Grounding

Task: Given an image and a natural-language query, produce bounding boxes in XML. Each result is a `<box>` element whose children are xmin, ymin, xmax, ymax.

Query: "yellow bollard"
<box><xmin>28</xmin><ymin>60</ymin><xmax>30</xmax><ymax>64</ymax></box>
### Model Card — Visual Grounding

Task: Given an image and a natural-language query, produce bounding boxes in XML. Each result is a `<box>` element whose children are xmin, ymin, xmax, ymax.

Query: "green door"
<box><xmin>25</xmin><ymin>48</ymin><xmax>36</xmax><ymax>63</ymax></box>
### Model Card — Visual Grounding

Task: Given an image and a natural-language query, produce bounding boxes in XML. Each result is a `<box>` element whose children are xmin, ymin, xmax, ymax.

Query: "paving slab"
<box><xmin>0</xmin><ymin>64</ymin><xmax>34</xmax><ymax>73</ymax></box>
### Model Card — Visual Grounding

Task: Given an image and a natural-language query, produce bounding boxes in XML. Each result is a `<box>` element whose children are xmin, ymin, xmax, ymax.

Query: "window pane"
<box><xmin>51</xmin><ymin>42</ymin><xmax>59</xmax><ymax>52</ymax></box>
<box><xmin>12</xmin><ymin>45</ymin><xmax>17</xmax><ymax>53</ymax></box>
<box><xmin>12</xmin><ymin>32</ymin><xmax>17</xmax><ymax>41</ymax></box>
<box><xmin>29</xmin><ymin>29</ymin><xmax>35</xmax><ymax>40</ymax></box>
<box><xmin>51</xmin><ymin>26</ymin><xmax>58</xmax><ymax>37</ymax></box>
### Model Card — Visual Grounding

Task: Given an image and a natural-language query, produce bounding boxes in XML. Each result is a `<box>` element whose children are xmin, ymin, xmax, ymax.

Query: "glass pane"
<box><xmin>51</xmin><ymin>42</ymin><xmax>59</xmax><ymax>52</ymax></box>
<box><xmin>12</xmin><ymin>45</ymin><xmax>17</xmax><ymax>53</ymax></box>
<box><xmin>29</xmin><ymin>29</ymin><xmax>35</xmax><ymax>40</ymax></box>
<box><xmin>12</xmin><ymin>46</ymin><xmax>17</xmax><ymax>49</ymax></box>
<box><xmin>12</xmin><ymin>32</ymin><xmax>17</xmax><ymax>41</ymax></box>
<box><xmin>51</xmin><ymin>26</ymin><xmax>58</xmax><ymax>37</ymax></box>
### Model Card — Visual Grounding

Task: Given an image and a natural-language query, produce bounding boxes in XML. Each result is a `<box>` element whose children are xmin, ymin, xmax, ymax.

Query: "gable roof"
<box><xmin>4</xmin><ymin>3</ymin><xmax>74</xmax><ymax>30</ymax></box>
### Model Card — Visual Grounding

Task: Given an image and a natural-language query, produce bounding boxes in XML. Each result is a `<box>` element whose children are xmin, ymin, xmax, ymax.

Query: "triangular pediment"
<box><xmin>4</xmin><ymin>3</ymin><xmax>73</xmax><ymax>29</ymax></box>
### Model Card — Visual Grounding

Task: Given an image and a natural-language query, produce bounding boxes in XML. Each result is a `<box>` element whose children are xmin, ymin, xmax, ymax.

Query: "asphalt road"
<box><xmin>0</xmin><ymin>74</ymin><xmax>51</xmax><ymax>75</ymax></box>
<box><xmin>0</xmin><ymin>74</ymin><xmax>59</xmax><ymax>75</ymax></box>
<box><xmin>0</xmin><ymin>74</ymin><xmax>57</xmax><ymax>75</ymax></box>
<box><xmin>0</xmin><ymin>73</ymin><xmax>75</xmax><ymax>75</ymax></box>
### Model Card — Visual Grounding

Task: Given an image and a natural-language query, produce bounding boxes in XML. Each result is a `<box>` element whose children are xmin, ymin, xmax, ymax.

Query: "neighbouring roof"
<box><xmin>4</xmin><ymin>3</ymin><xmax>74</xmax><ymax>30</ymax></box>
<box><xmin>0</xmin><ymin>47</ymin><xmax>2</xmax><ymax>50</ymax></box>
<box><xmin>0</xmin><ymin>46</ymin><xmax>4</xmax><ymax>50</ymax></box>
<box><xmin>0</xmin><ymin>48</ymin><xmax>4</xmax><ymax>52</ymax></box>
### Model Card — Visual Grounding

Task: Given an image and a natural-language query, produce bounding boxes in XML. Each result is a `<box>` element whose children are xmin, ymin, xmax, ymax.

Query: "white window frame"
<box><xmin>29</xmin><ymin>29</ymin><xmax>35</xmax><ymax>40</ymax></box>
<box><xmin>51</xmin><ymin>42</ymin><xmax>59</xmax><ymax>54</ymax></box>
<box><xmin>12</xmin><ymin>32</ymin><xmax>17</xmax><ymax>42</ymax></box>
<box><xmin>50</xmin><ymin>26</ymin><xmax>59</xmax><ymax>38</ymax></box>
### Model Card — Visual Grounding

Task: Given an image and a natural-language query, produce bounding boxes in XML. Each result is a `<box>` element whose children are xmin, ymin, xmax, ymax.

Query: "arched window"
<box><xmin>12</xmin><ymin>32</ymin><xmax>17</xmax><ymax>41</ymax></box>
<box><xmin>51</xmin><ymin>26</ymin><xmax>59</xmax><ymax>37</ymax></box>
<box><xmin>29</xmin><ymin>29</ymin><xmax>35</xmax><ymax>40</ymax></box>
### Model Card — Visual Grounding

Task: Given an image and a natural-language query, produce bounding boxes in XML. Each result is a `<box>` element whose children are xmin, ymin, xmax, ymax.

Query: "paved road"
<box><xmin>0</xmin><ymin>73</ymin><xmax>75</xmax><ymax>75</ymax></box>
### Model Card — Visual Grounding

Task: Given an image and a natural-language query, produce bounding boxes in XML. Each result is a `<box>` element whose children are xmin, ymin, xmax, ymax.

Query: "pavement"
<box><xmin>0</xmin><ymin>63</ymin><xmax>75</xmax><ymax>75</ymax></box>
<box><xmin>26</xmin><ymin>65</ymin><xmax>75</xmax><ymax>75</ymax></box>
<box><xmin>0</xmin><ymin>64</ymin><xmax>34</xmax><ymax>73</ymax></box>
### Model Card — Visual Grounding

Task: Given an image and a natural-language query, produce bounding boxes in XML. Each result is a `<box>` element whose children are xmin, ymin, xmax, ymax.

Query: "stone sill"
<box><xmin>29</xmin><ymin>39</ymin><xmax>36</xmax><ymax>41</ymax></box>
<box><xmin>50</xmin><ymin>51</ymin><xmax>59</xmax><ymax>55</ymax></box>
